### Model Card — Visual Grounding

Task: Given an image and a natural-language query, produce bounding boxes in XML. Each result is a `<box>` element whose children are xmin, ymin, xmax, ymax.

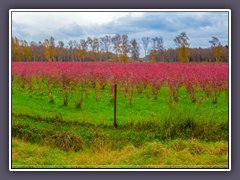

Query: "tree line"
<box><xmin>11</xmin><ymin>32</ymin><xmax>229</xmax><ymax>62</ymax></box>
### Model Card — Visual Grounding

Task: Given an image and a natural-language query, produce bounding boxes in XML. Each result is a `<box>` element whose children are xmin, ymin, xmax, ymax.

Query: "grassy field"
<box><xmin>12</xmin><ymin>138</ymin><xmax>228</xmax><ymax>168</ymax></box>
<box><xmin>12</xmin><ymin>82</ymin><xmax>229</xmax><ymax>168</ymax></box>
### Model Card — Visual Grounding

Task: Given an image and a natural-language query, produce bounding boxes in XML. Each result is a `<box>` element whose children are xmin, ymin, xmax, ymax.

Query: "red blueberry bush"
<box><xmin>12</xmin><ymin>62</ymin><xmax>228</xmax><ymax>106</ymax></box>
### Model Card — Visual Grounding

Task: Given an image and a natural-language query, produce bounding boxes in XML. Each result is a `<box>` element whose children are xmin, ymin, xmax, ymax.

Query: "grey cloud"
<box><xmin>12</xmin><ymin>12</ymin><xmax>228</xmax><ymax>50</ymax></box>
<box><xmin>59</xmin><ymin>23</ymin><xmax>85</xmax><ymax>37</ymax></box>
<box><xmin>12</xmin><ymin>21</ymin><xmax>31</xmax><ymax>39</ymax></box>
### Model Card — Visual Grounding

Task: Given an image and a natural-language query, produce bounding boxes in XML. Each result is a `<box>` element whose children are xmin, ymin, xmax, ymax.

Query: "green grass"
<box><xmin>12</xmin><ymin>82</ymin><xmax>228</xmax><ymax>126</ymax></box>
<box><xmin>11</xmin><ymin>81</ymin><xmax>229</xmax><ymax>168</ymax></box>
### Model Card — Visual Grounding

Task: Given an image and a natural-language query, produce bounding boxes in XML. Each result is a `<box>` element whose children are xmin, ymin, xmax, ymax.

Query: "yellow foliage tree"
<box><xmin>213</xmin><ymin>46</ymin><xmax>223</xmax><ymax>62</ymax></box>
<box><xmin>43</xmin><ymin>40</ymin><xmax>56</xmax><ymax>61</ymax></box>
<box><xmin>149</xmin><ymin>50</ymin><xmax>158</xmax><ymax>62</ymax></box>
<box><xmin>12</xmin><ymin>37</ymin><xmax>22</xmax><ymax>61</ymax></box>
<box><xmin>209</xmin><ymin>37</ymin><xmax>223</xmax><ymax>62</ymax></box>
<box><xmin>174</xmin><ymin>32</ymin><xmax>190</xmax><ymax>62</ymax></box>
<box><xmin>178</xmin><ymin>46</ymin><xmax>189</xmax><ymax>63</ymax></box>
<box><xmin>119</xmin><ymin>54</ymin><xmax>128</xmax><ymax>62</ymax></box>
<box><xmin>49</xmin><ymin>47</ymin><xmax>56</xmax><ymax>61</ymax></box>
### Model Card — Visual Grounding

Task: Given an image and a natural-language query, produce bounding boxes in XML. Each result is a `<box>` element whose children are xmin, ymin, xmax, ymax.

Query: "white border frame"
<box><xmin>9</xmin><ymin>9</ymin><xmax>231</xmax><ymax>171</ymax></box>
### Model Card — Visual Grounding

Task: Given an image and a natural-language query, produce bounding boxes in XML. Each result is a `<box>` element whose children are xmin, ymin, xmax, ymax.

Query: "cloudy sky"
<box><xmin>12</xmin><ymin>11</ymin><xmax>229</xmax><ymax>56</ymax></box>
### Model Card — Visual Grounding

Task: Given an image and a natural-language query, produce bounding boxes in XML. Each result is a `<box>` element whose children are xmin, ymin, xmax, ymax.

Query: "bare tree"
<box><xmin>92</xmin><ymin>38</ymin><xmax>99</xmax><ymax>52</ymax></box>
<box><xmin>152</xmin><ymin>37</ymin><xmax>164</xmax><ymax>61</ymax></box>
<box><xmin>155</xmin><ymin>37</ymin><xmax>164</xmax><ymax>51</ymax></box>
<box><xmin>209</xmin><ymin>36</ymin><xmax>221</xmax><ymax>47</ymax></box>
<box><xmin>49</xmin><ymin>37</ymin><xmax>56</xmax><ymax>61</ymax></box>
<box><xmin>87</xmin><ymin>37</ymin><xmax>93</xmax><ymax>51</ymax></box>
<box><xmin>73</xmin><ymin>40</ymin><xmax>80</xmax><ymax>61</ymax></box>
<box><xmin>120</xmin><ymin>34</ymin><xmax>130</xmax><ymax>62</ymax></box>
<box><xmin>68</xmin><ymin>40</ymin><xmax>74</xmax><ymax>61</ymax></box>
<box><xmin>80</xmin><ymin>39</ymin><xmax>88</xmax><ymax>62</ymax></box>
<box><xmin>80</xmin><ymin>39</ymin><xmax>88</xmax><ymax>51</ymax></box>
<box><xmin>130</xmin><ymin>38</ymin><xmax>140</xmax><ymax>61</ymax></box>
<box><xmin>141</xmin><ymin>37</ymin><xmax>150</xmax><ymax>57</ymax></box>
<box><xmin>101</xmin><ymin>35</ymin><xmax>112</xmax><ymax>53</ymax></box>
<box><xmin>174</xmin><ymin>32</ymin><xmax>190</xmax><ymax>47</ymax></box>
<box><xmin>112</xmin><ymin>34</ymin><xmax>122</xmax><ymax>61</ymax></box>
<box><xmin>57</xmin><ymin>41</ymin><xmax>64</xmax><ymax>62</ymax></box>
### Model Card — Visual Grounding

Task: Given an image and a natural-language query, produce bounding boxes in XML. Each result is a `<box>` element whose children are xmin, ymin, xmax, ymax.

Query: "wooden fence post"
<box><xmin>114</xmin><ymin>84</ymin><xmax>117</xmax><ymax>128</ymax></box>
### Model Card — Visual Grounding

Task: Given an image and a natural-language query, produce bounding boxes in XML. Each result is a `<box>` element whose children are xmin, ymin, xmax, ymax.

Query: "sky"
<box><xmin>12</xmin><ymin>11</ymin><xmax>229</xmax><ymax>57</ymax></box>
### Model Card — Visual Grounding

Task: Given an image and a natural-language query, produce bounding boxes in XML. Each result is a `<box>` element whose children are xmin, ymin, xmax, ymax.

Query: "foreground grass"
<box><xmin>12</xmin><ymin>83</ymin><xmax>229</xmax><ymax>168</ymax></box>
<box><xmin>12</xmin><ymin>138</ymin><xmax>228</xmax><ymax>169</ymax></box>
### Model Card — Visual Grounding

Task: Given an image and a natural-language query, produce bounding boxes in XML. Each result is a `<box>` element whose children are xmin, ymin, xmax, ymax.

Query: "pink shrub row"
<box><xmin>12</xmin><ymin>62</ymin><xmax>228</xmax><ymax>104</ymax></box>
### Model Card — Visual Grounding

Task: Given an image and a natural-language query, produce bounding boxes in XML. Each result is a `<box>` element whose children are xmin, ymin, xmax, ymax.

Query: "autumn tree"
<box><xmin>149</xmin><ymin>50</ymin><xmax>158</xmax><ymax>62</ymax></box>
<box><xmin>12</xmin><ymin>37</ymin><xmax>22</xmax><ymax>61</ymax></box>
<box><xmin>43</xmin><ymin>39</ymin><xmax>50</xmax><ymax>61</ymax></box>
<box><xmin>12</xmin><ymin>34</ymin><xmax>228</xmax><ymax>63</ymax></box>
<box><xmin>209</xmin><ymin>36</ymin><xmax>223</xmax><ymax>62</ymax></box>
<box><xmin>43</xmin><ymin>37</ymin><xmax>56</xmax><ymax>61</ymax></box>
<box><xmin>174</xmin><ymin>32</ymin><xmax>190</xmax><ymax>62</ymax></box>
<box><xmin>21</xmin><ymin>40</ymin><xmax>31</xmax><ymax>61</ymax></box>
<box><xmin>49</xmin><ymin>37</ymin><xmax>56</xmax><ymax>61</ymax></box>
